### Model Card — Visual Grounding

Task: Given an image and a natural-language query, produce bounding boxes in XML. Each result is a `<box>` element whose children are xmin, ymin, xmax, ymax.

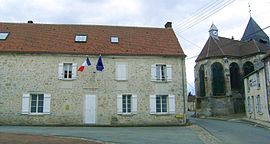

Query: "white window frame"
<box><xmin>0</xmin><ymin>32</ymin><xmax>9</xmax><ymax>40</ymax></box>
<box><xmin>58</xmin><ymin>63</ymin><xmax>77</xmax><ymax>80</ymax></box>
<box><xmin>30</xmin><ymin>94</ymin><xmax>44</xmax><ymax>114</ymax></box>
<box><xmin>116</xmin><ymin>62</ymin><xmax>127</xmax><ymax>80</ymax></box>
<box><xmin>75</xmin><ymin>34</ymin><xmax>87</xmax><ymax>42</ymax></box>
<box><xmin>111</xmin><ymin>36</ymin><xmax>119</xmax><ymax>44</ymax></box>
<box><xmin>150</xmin><ymin>94</ymin><xmax>175</xmax><ymax>114</ymax></box>
<box><xmin>21</xmin><ymin>93</ymin><xmax>51</xmax><ymax>115</ymax></box>
<box><xmin>256</xmin><ymin>95</ymin><xmax>264</xmax><ymax>114</ymax></box>
<box><xmin>117</xmin><ymin>94</ymin><xmax>137</xmax><ymax>115</ymax></box>
<box><xmin>156</xmin><ymin>95</ymin><xmax>168</xmax><ymax>114</ymax></box>
<box><xmin>151</xmin><ymin>64</ymin><xmax>172</xmax><ymax>82</ymax></box>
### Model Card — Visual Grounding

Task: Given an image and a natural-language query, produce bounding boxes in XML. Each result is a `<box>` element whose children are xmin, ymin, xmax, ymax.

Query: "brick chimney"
<box><xmin>165</xmin><ymin>22</ymin><xmax>172</xmax><ymax>28</ymax></box>
<box><xmin>27</xmin><ymin>20</ymin><xmax>33</xmax><ymax>24</ymax></box>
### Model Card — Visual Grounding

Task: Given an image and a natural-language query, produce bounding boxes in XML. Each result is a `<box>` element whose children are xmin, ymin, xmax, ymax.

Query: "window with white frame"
<box><xmin>111</xmin><ymin>36</ymin><xmax>119</xmax><ymax>44</ymax></box>
<box><xmin>58</xmin><ymin>63</ymin><xmax>77</xmax><ymax>80</ymax></box>
<box><xmin>150</xmin><ymin>95</ymin><xmax>175</xmax><ymax>114</ymax></box>
<box><xmin>151</xmin><ymin>64</ymin><xmax>172</xmax><ymax>82</ymax></box>
<box><xmin>22</xmin><ymin>93</ymin><xmax>51</xmax><ymax>114</ymax></box>
<box><xmin>117</xmin><ymin>94</ymin><xmax>137</xmax><ymax>114</ymax></box>
<box><xmin>116</xmin><ymin>62</ymin><xmax>127</xmax><ymax>80</ymax></box>
<box><xmin>75</xmin><ymin>34</ymin><xmax>87</xmax><ymax>42</ymax></box>
<box><xmin>256</xmin><ymin>95</ymin><xmax>264</xmax><ymax>113</ymax></box>
<box><xmin>0</xmin><ymin>32</ymin><xmax>9</xmax><ymax>40</ymax></box>
<box><xmin>31</xmin><ymin>94</ymin><xmax>44</xmax><ymax>113</ymax></box>
<box><xmin>156</xmin><ymin>95</ymin><xmax>168</xmax><ymax>113</ymax></box>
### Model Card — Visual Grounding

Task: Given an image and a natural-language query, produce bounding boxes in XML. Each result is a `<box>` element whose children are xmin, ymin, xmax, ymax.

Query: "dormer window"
<box><xmin>111</xmin><ymin>36</ymin><xmax>119</xmax><ymax>44</ymax></box>
<box><xmin>0</xmin><ymin>32</ymin><xmax>9</xmax><ymax>40</ymax></box>
<box><xmin>75</xmin><ymin>34</ymin><xmax>87</xmax><ymax>43</ymax></box>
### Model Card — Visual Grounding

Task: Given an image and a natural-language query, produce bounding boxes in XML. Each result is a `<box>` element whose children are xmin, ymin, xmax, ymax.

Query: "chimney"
<box><xmin>27</xmin><ymin>20</ymin><xmax>33</xmax><ymax>24</ymax></box>
<box><xmin>165</xmin><ymin>22</ymin><xmax>172</xmax><ymax>28</ymax></box>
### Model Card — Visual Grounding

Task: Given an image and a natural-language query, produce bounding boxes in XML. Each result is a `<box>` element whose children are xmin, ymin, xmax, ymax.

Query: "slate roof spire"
<box><xmin>241</xmin><ymin>17</ymin><xmax>269</xmax><ymax>44</ymax></box>
<box><xmin>209</xmin><ymin>23</ymin><xmax>219</xmax><ymax>39</ymax></box>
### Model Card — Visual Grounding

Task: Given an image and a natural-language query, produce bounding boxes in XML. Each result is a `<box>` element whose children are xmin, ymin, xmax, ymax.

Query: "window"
<box><xmin>0</xmin><ymin>32</ymin><xmax>9</xmax><ymax>40</ymax></box>
<box><xmin>122</xmin><ymin>95</ymin><xmax>132</xmax><ymax>113</ymax></box>
<box><xmin>111</xmin><ymin>36</ymin><xmax>119</xmax><ymax>43</ymax></box>
<box><xmin>150</xmin><ymin>95</ymin><xmax>175</xmax><ymax>114</ymax></box>
<box><xmin>58</xmin><ymin>63</ymin><xmax>77</xmax><ymax>80</ymax></box>
<box><xmin>31</xmin><ymin>94</ymin><xmax>44</xmax><ymax>113</ymax></box>
<box><xmin>116</xmin><ymin>62</ymin><xmax>127</xmax><ymax>80</ymax></box>
<box><xmin>151</xmin><ymin>64</ymin><xmax>172</xmax><ymax>82</ymax></box>
<box><xmin>247</xmin><ymin>96</ymin><xmax>251</xmax><ymax>113</ymax></box>
<box><xmin>256</xmin><ymin>95</ymin><xmax>264</xmax><ymax>113</ymax></box>
<box><xmin>156</xmin><ymin>95</ymin><xmax>168</xmax><ymax>113</ymax></box>
<box><xmin>64</xmin><ymin>63</ymin><xmax>72</xmax><ymax>79</ymax></box>
<box><xmin>75</xmin><ymin>34</ymin><xmax>87</xmax><ymax>42</ymax></box>
<box><xmin>21</xmin><ymin>93</ymin><xmax>51</xmax><ymax>114</ymax></box>
<box><xmin>117</xmin><ymin>94</ymin><xmax>137</xmax><ymax>114</ymax></box>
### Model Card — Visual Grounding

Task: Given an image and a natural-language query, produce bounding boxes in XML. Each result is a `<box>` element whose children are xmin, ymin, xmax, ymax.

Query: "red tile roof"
<box><xmin>0</xmin><ymin>22</ymin><xmax>185</xmax><ymax>56</ymax></box>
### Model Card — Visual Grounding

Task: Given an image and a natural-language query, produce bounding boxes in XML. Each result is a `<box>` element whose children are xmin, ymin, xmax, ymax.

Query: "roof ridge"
<box><xmin>0</xmin><ymin>21</ymin><xmax>166</xmax><ymax>30</ymax></box>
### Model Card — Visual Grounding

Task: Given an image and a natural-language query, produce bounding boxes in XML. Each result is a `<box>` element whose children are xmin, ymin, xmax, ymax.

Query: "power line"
<box><xmin>176</xmin><ymin>0</ymin><xmax>235</xmax><ymax>33</ymax></box>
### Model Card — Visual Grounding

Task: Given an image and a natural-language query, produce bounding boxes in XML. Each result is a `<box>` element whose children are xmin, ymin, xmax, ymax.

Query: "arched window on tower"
<box><xmin>199</xmin><ymin>65</ymin><xmax>206</xmax><ymax>97</ymax></box>
<box><xmin>211</xmin><ymin>62</ymin><xmax>225</xmax><ymax>96</ymax></box>
<box><xmin>230</xmin><ymin>63</ymin><xmax>241</xmax><ymax>91</ymax></box>
<box><xmin>243</xmin><ymin>61</ymin><xmax>254</xmax><ymax>76</ymax></box>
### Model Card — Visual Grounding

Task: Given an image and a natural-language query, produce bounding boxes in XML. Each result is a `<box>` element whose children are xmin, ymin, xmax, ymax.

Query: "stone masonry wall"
<box><xmin>0</xmin><ymin>53</ymin><xmax>186</xmax><ymax>125</ymax></box>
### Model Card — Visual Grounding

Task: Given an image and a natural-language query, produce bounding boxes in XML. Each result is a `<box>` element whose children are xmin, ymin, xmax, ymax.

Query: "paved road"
<box><xmin>190</xmin><ymin>116</ymin><xmax>270</xmax><ymax>144</ymax></box>
<box><xmin>0</xmin><ymin>126</ymin><xmax>203</xmax><ymax>144</ymax></box>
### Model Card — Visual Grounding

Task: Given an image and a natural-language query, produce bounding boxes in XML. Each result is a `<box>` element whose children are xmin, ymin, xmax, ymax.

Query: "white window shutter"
<box><xmin>58</xmin><ymin>63</ymin><xmax>64</xmax><ymax>79</ymax></box>
<box><xmin>116</xmin><ymin>63</ymin><xmax>127</xmax><ymax>80</ymax></box>
<box><xmin>256</xmin><ymin>96</ymin><xmax>259</xmax><ymax>112</ymax></box>
<box><xmin>117</xmin><ymin>95</ymin><xmax>122</xmax><ymax>114</ymax></box>
<box><xmin>260</xmin><ymin>96</ymin><xmax>264</xmax><ymax>113</ymax></box>
<box><xmin>151</xmin><ymin>65</ymin><xmax>157</xmax><ymax>81</ymax></box>
<box><xmin>166</xmin><ymin>65</ymin><xmax>172</xmax><ymax>81</ymax></box>
<box><xmin>250</xmin><ymin>97</ymin><xmax>253</xmax><ymax>113</ymax></box>
<box><xmin>169</xmin><ymin>95</ymin><xmax>175</xmax><ymax>114</ymax></box>
<box><xmin>44</xmin><ymin>94</ymin><xmax>51</xmax><ymax>114</ymax></box>
<box><xmin>150</xmin><ymin>95</ymin><xmax>156</xmax><ymax>114</ymax></box>
<box><xmin>22</xmin><ymin>94</ymin><xmax>30</xmax><ymax>114</ymax></box>
<box><xmin>132</xmin><ymin>95</ymin><xmax>137</xmax><ymax>114</ymax></box>
<box><xmin>72</xmin><ymin>63</ymin><xmax>77</xmax><ymax>79</ymax></box>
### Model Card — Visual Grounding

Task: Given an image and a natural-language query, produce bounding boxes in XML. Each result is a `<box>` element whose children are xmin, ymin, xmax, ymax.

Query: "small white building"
<box><xmin>244</xmin><ymin>61</ymin><xmax>270</xmax><ymax>122</ymax></box>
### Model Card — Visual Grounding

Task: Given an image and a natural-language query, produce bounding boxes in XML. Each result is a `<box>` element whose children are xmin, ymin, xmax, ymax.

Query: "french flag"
<box><xmin>78</xmin><ymin>57</ymin><xmax>91</xmax><ymax>72</ymax></box>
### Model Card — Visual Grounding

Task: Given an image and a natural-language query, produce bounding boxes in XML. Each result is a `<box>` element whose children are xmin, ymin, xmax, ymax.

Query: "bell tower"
<box><xmin>209</xmin><ymin>24</ymin><xmax>218</xmax><ymax>38</ymax></box>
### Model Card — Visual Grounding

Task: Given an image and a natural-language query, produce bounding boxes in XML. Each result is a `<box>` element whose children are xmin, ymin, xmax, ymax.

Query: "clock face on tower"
<box><xmin>212</xmin><ymin>30</ymin><xmax>218</xmax><ymax>36</ymax></box>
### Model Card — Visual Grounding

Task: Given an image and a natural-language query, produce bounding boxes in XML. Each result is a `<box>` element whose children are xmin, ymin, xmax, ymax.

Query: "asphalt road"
<box><xmin>190</xmin><ymin>116</ymin><xmax>270</xmax><ymax>144</ymax></box>
<box><xmin>0</xmin><ymin>126</ymin><xmax>203</xmax><ymax>144</ymax></box>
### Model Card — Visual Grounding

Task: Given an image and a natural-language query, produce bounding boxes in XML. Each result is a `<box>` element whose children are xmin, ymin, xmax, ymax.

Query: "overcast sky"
<box><xmin>1</xmin><ymin>0</ymin><xmax>270</xmax><ymax>94</ymax></box>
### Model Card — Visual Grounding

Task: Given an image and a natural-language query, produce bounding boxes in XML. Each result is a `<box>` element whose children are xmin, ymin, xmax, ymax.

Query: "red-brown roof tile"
<box><xmin>0</xmin><ymin>22</ymin><xmax>185</xmax><ymax>56</ymax></box>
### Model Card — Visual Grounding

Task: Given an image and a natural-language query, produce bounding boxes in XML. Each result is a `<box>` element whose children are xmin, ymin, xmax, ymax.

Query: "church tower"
<box><xmin>209</xmin><ymin>23</ymin><xmax>218</xmax><ymax>38</ymax></box>
<box><xmin>241</xmin><ymin>17</ymin><xmax>269</xmax><ymax>44</ymax></box>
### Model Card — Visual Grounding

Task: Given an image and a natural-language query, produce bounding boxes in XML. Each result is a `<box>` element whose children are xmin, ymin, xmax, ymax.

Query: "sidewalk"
<box><xmin>241</xmin><ymin>117</ymin><xmax>270</xmax><ymax>129</ymax></box>
<box><xmin>200</xmin><ymin>113</ymin><xmax>270</xmax><ymax>129</ymax></box>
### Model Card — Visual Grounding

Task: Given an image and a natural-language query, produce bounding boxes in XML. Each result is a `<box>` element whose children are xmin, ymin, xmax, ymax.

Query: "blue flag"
<box><xmin>96</xmin><ymin>55</ymin><xmax>104</xmax><ymax>71</ymax></box>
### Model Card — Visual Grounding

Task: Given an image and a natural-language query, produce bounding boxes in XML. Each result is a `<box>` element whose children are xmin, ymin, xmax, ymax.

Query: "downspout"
<box><xmin>182</xmin><ymin>57</ymin><xmax>186</xmax><ymax>118</ymax></box>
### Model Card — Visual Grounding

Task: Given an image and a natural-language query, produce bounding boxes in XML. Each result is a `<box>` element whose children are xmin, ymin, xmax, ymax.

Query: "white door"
<box><xmin>84</xmin><ymin>95</ymin><xmax>96</xmax><ymax>124</ymax></box>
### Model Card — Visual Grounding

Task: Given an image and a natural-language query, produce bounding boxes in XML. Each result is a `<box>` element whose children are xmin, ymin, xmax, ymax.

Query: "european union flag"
<box><xmin>96</xmin><ymin>55</ymin><xmax>104</xmax><ymax>71</ymax></box>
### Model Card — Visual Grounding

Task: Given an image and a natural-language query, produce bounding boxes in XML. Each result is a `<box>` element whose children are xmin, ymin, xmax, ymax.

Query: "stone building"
<box><xmin>243</xmin><ymin>65</ymin><xmax>270</xmax><ymax>122</ymax></box>
<box><xmin>194</xmin><ymin>17</ymin><xmax>270</xmax><ymax>116</ymax></box>
<box><xmin>0</xmin><ymin>21</ymin><xmax>187</xmax><ymax>125</ymax></box>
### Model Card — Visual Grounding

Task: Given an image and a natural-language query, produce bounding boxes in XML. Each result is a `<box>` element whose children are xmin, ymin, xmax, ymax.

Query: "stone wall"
<box><xmin>0</xmin><ymin>53</ymin><xmax>187</xmax><ymax>125</ymax></box>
